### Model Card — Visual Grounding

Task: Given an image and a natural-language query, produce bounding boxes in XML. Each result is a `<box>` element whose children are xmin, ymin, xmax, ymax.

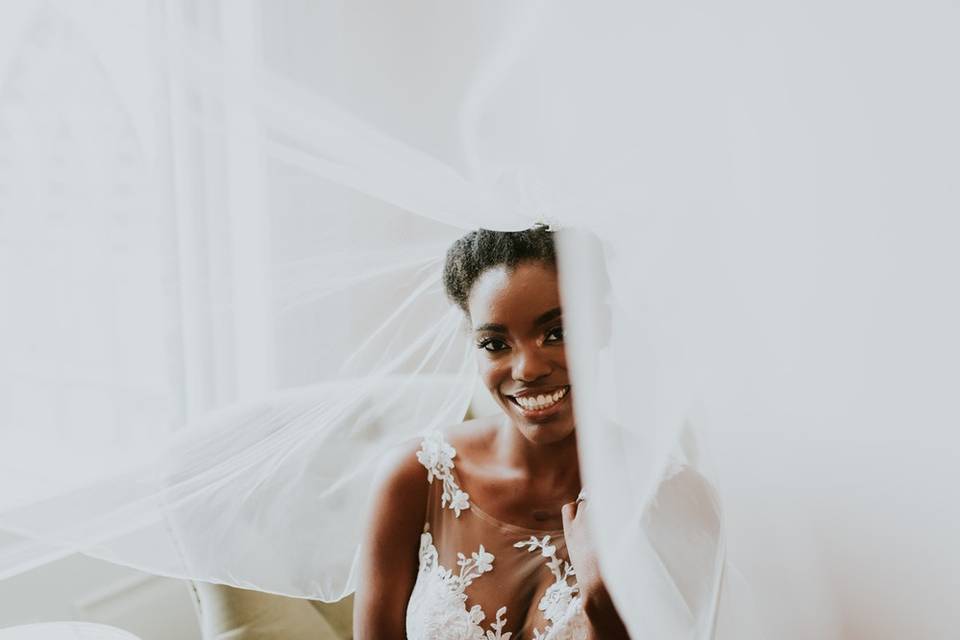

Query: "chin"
<box><xmin>517</xmin><ymin>420</ymin><xmax>576</xmax><ymax>445</ymax></box>
<box><xmin>498</xmin><ymin>394</ymin><xmax>577</xmax><ymax>445</ymax></box>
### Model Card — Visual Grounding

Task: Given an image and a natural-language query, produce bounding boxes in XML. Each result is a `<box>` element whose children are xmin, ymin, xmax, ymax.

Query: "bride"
<box><xmin>353</xmin><ymin>226</ymin><xmax>630</xmax><ymax>639</ymax></box>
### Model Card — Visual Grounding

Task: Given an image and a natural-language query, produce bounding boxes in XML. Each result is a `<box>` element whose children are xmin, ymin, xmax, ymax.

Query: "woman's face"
<box><xmin>467</xmin><ymin>261</ymin><xmax>575</xmax><ymax>444</ymax></box>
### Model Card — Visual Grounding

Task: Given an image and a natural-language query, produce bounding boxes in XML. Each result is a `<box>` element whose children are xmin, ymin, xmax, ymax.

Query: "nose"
<box><xmin>512</xmin><ymin>343</ymin><xmax>552</xmax><ymax>383</ymax></box>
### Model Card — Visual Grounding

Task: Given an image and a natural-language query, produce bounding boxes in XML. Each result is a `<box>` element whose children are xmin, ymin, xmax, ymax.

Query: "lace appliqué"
<box><xmin>409</xmin><ymin>433</ymin><xmax>586</xmax><ymax>639</ymax></box>
<box><xmin>515</xmin><ymin>536</ymin><xmax>589</xmax><ymax>640</ymax></box>
<box><xmin>407</xmin><ymin>530</ymin><xmax>512</xmax><ymax>640</ymax></box>
<box><xmin>417</xmin><ymin>431</ymin><xmax>471</xmax><ymax>516</ymax></box>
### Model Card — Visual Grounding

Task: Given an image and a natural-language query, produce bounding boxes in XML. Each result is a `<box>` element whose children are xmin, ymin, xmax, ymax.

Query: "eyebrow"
<box><xmin>473</xmin><ymin>307</ymin><xmax>563</xmax><ymax>334</ymax></box>
<box><xmin>533</xmin><ymin>306</ymin><xmax>563</xmax><ymax>327</ymax></box>
<box><xmin>474</xmin><ymin>322</ymin><xmax>507</xmax><ymax>334</ymax></box>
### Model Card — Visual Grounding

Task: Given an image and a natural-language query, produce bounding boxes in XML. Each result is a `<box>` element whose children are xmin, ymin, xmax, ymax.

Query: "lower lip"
<box><xmin>508</xmin><ymin>390</ymin><xmax>570</xmax><ymax>422</ymax></box>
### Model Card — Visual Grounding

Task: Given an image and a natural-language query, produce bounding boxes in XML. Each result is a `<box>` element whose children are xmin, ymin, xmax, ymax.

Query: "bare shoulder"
<box><xmin>369</xmin><ymin>419</ymin><xmax>498</xmax><ymax>502</ymax></box>
<box><xmin>367</xmin><ymin>417</ymin><xmax>501</xmax><ymax>512</ymax></box>
<box><xmin>439</xmin><ymin>415</ymin><xmax>501</xmax><ymax>465</ymax></box>
<box><xmin>369</xmin><ymin>437</ymin><xmax>431</xmax><ymax>515</ymax></box>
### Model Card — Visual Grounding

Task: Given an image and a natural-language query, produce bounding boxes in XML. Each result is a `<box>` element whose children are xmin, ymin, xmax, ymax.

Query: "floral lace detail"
<box><xmin>417</xmin><ymin>431</ymin><xmax>471</xmax><ymax>517</ymax></box>
<box><xmin>407</xmin><ymin>531</ymin><xmax>512</xmax><ymax>640</ymax></box>
<box><xmin>409</xmin><ymin>433</ymin><xmax>587</xmax><ymax>639</ymax></box>
<box><xmin>535</xmin><ymin>598</ymin><xmax>588</xmax><ymax>640</ymax></box>
<box><xmin>514</xmin><ymin>536</ymin><xmax>587</xmax><ymax>640</ymax></box>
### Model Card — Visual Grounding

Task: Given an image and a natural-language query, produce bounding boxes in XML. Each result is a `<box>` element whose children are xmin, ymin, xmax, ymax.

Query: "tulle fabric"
<box><xmin>1</xmin><ymin>1</ymin><xmax>959</xmax><ymax>638</ymax></box>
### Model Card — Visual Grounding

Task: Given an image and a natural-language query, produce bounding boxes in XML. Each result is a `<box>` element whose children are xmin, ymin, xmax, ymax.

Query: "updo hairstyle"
<box><xmin>442</xmin><ymin>225</ymin><xmax>556</xmax><ymax>314</ymax></box>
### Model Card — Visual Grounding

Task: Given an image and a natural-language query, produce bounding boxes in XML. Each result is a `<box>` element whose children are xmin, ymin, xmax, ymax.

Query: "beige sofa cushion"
<box><xmin>193</xmin><ymin>582</ymin><xmax>353</xmax><ymax>639</ymax></box>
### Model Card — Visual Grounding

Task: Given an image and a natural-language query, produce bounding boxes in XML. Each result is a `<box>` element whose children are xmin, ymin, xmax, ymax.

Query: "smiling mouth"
<box><xmin>507</xmin><ymin>386</ymin><xmax>570</xmax><ymax>413</ymax></box>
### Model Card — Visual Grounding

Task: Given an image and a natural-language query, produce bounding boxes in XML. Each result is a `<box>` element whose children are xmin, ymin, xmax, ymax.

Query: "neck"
<box><xmin>496</xmin><ymin>417</ymin><xmax>581</xmax><ymax>491</ymax></box>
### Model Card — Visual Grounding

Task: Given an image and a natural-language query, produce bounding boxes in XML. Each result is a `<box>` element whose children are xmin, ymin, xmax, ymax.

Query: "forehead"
<box><xmin>467</xmin><ymin>262</ymin><xmax>560</xmax><ymax>328</ymax></box>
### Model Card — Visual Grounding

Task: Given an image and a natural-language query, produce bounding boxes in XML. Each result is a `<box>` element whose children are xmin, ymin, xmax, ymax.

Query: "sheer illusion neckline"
<box><xmin>447</xmin><ymin>455</ymin><xmax>567</xmax><ymax>537</ymax></box>
<box><xmin>409</xmin><ymin>431</ymin><xmax>588</xmax><ymax>640</ymax></box>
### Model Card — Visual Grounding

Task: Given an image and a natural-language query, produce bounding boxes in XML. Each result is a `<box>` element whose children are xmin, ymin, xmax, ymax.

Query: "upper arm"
<box><xmin>352</xmin><ymin>440</ymin><xmax>428</xmax><ymax>640</ymax></box>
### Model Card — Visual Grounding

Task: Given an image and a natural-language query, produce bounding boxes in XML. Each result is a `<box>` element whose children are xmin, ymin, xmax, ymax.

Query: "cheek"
<box><xmin>555</xmin><ymin>348</ymin><xmax>568</xmax><ymax>369</ymax></box>
<box><xmin>476</xmin><ymin>357</ymin><xmax>508</xmax><ymax>393</ymax></box>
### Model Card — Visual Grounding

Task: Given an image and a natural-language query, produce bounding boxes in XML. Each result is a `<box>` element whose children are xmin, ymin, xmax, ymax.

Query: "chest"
<box><xmin>455</xmin><ymin>465</ymin><xmax>578</xmax><ymax>532</ymax></box>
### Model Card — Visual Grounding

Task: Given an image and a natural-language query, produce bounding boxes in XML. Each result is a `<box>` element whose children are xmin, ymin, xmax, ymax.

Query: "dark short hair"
<box><xmin>442</xmin><ymin>226</ymin><xmax>556</xmax><ymax>313</ymax></box>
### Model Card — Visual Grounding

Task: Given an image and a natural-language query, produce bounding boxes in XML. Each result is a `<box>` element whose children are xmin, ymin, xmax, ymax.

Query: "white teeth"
<box><xmin>514</xmin><ymin>387</ymin><xmax>569</xmax><ymax>411</ymax></box>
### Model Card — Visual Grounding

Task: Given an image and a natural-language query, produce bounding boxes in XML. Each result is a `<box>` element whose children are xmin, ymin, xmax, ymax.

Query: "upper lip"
<box><xmin>505</xmin><ymin>385</ymin><xmax>570</xmax><ymax>399</ymax></box>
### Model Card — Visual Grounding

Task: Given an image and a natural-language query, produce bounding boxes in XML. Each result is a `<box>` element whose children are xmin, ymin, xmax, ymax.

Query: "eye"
<box><xmin>545</xmin><ymin>326</ymin><xmax>564</xmax><ymax>343</ymax></box>
<box><xmin>477</xmin><ymin>338</ymin><xmax>509</xmax><ymax>353</ymax></box>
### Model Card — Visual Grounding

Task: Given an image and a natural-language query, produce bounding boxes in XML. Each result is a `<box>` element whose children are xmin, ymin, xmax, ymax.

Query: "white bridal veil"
<box><xmin>1</xmin><ymin>1</ymin><xmax>959</xmax><ymax>638</ymax></box>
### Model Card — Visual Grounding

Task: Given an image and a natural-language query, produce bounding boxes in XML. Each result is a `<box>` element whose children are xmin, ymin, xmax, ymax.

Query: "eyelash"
<box><xmin>476</xmin><ymin>338</ymin><xmax>508</xmax><ymax>353</ymax></box>
<box><xmin>475</xmin><ymin>326</ymin><xmax>563</xmax><ymax>352</ymax></box>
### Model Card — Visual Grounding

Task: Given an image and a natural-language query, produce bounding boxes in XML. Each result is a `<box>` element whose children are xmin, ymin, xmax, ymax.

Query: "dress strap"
<box><xmin>415</xmin><ymin>431</ymin><xmax>471</xmax><ymax>518</ymax></box>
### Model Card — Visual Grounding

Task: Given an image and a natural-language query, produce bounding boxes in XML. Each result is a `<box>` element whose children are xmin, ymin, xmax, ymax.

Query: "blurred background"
<box><xmin>0</xmin><ymin>0</ymin><xmax>484</xmax><ymax>636</ymax></box>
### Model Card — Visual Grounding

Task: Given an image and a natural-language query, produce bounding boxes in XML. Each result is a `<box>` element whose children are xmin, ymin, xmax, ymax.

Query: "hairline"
<box><xmin>462</xmin><ymin>257</ymin><xmax>559</xmax><ymax>321</ymax></box>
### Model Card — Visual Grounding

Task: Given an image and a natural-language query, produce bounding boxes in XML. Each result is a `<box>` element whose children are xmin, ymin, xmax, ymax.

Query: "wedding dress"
<box><xmin>406</xmin><ymin>431</ymin><xmax>587</xmax><ymax>640</ymax></box>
